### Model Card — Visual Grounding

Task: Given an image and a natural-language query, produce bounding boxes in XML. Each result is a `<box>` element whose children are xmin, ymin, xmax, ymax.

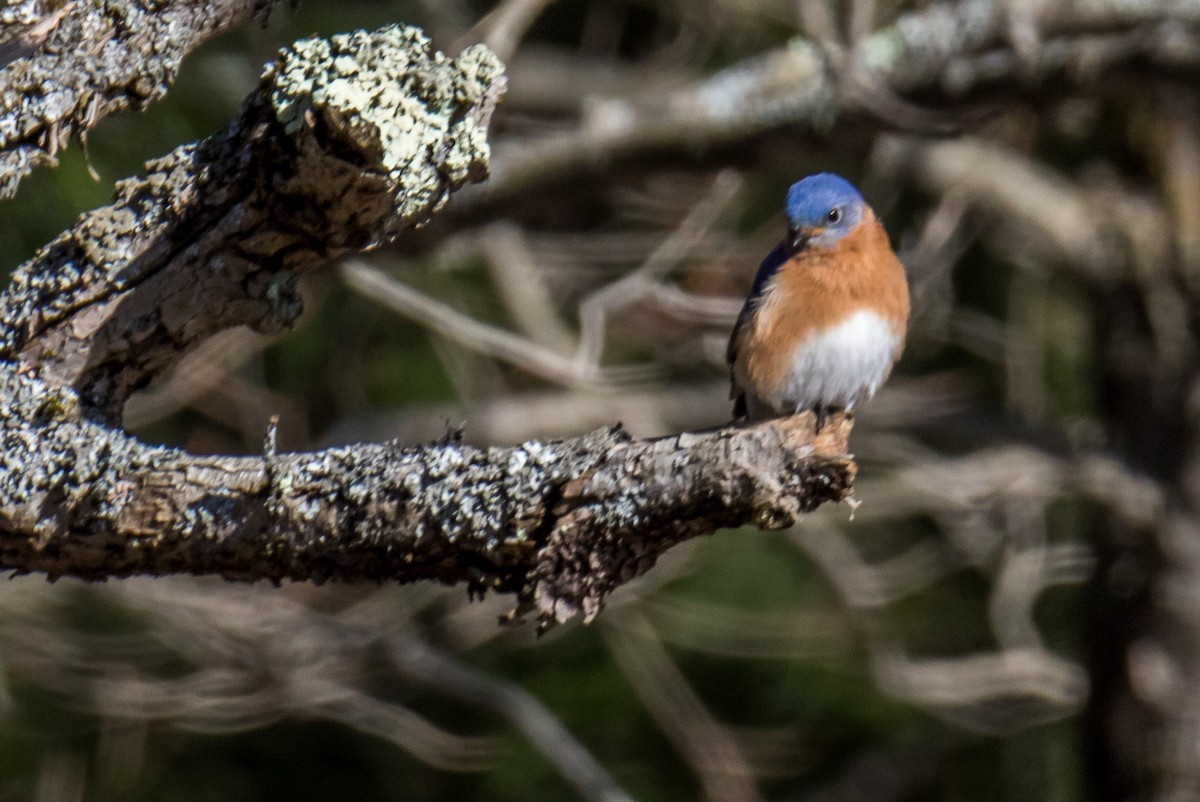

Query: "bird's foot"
<box><xmin>810</xmin><ymin>405</ymin><xmax>845</xmax><ymax>434</ymax></box>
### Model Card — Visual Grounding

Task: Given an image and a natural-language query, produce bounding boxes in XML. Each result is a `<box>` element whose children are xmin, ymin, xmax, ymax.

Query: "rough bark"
<box><xmin>1</xmin><ymin>24</ymin><xmax>505</xmax><ymax>418</ymax></box>
<box><xmin>0</xmin><ymin>363</ymin><xmax>853</xmax><ymax>628</ymax></box>
<box><xmin>0</xmin><ymin>0</ymin><xmax>284</xmax><ymax>198</ymax></box>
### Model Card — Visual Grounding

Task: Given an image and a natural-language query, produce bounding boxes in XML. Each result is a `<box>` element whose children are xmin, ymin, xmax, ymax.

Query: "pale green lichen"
<box><xmin>265</xmin><ymin>24</ymin><xmax>504</xmax><ymax>219</ymax></box>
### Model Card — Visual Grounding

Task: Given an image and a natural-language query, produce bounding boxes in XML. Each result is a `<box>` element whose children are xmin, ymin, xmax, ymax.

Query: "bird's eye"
<box><xmin>827</xmin><ymin>208</ymin><xmax>842</xmax><ymax>224</ymax></box>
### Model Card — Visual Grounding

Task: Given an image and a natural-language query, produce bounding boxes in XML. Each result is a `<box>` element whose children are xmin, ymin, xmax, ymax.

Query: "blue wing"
<box><xmin>725</xmin><ymin>244</ymin><xmax>788</xmax><ymax>366</ymax></box>
<box><xmin>727</xmin><ymin>244</ymin><xmax>789</xmax><ymax>418</ymax></box>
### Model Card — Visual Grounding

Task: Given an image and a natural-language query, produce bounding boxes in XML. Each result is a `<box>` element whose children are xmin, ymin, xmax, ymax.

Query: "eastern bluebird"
<box><xmin>727</xmin><ymin>173</ymin><xmax>909</xmax><ymax>426</ymax></box>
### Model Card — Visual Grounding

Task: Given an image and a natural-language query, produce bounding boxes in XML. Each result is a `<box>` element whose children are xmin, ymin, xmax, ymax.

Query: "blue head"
<box><xmin>784</xmin><ymin>173</ymin><xmax>866</xmax><ymax>253</ymax></box>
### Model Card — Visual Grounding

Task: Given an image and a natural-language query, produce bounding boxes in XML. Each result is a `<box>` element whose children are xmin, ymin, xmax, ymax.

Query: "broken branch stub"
<box><xmin>1</xmin><ymin>25</ymin><xmax>505</xmax><ymax>416</ymax></box>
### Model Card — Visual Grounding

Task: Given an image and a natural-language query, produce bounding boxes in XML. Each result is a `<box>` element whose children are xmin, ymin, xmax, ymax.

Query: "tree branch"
<box><xmin>0</xmin><ymin>21</ymin><xmax>856</xmax><ymax>630</ymax></box>
<box><xmin>0</xmin><ymin>0</ymin><xmax>282</xmax><ymax>198</ymax></box>
<box><xmin>0</xmin><ymin>364</ymin><xmax>854</xmax><ymax>628</ymax></box>
<box><xmin>1</xmin><ymin>24</ymin><xmax>505</xmax><ymax>417</ymax></box>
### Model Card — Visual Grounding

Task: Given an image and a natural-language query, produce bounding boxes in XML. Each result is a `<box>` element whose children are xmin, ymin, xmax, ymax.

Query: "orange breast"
<box><xmin>739</xmin><ymin>212</ymin><xmax>909</xmax><ymax>395</ymax></box>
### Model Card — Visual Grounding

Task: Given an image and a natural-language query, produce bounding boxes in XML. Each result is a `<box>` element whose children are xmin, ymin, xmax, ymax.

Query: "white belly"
<box><xmin>771</xmin><ymin>309</ymin><xmax>898</xmax><ymax>412</ymax></box>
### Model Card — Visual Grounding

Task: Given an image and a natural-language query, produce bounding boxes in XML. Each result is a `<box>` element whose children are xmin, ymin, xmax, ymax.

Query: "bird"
<box><xmin>727</xmin><ymin>173</ymin><xmax>909</xmax><ymax>428</ymax></box>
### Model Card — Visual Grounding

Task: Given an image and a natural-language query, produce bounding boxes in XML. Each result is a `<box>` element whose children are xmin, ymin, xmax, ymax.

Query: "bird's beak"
<box><xmin>787</xmin><ymin>225</ymin><xmax>823</xmax><ymax>254</ymax></box>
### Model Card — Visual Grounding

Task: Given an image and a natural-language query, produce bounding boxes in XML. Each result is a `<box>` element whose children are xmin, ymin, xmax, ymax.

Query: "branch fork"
<box><xmin>0</xmin><ymin>21</ymin><xmax>855</xmax><ymax>628</ymax></box>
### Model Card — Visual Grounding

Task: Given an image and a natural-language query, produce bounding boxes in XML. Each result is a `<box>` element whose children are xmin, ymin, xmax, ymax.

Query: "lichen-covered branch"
<box><xmin>0</xmin><ymin>25</ymin><xmax>505</xmax><ymax>417</ymax></box>
<box><xmin>0</xmin><ymin>21</ymin><xmax>854</xmax><ymax>630</ymax></box>
<box><xmin>0</xmin><ymin>0</ymin><xmax>282</xmax><ymax>198</ymax></box>
<box><xmin>0</xmin><ymin>364</ymin><xmax>854</xmax><ymax>628</ymax></box>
